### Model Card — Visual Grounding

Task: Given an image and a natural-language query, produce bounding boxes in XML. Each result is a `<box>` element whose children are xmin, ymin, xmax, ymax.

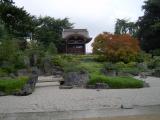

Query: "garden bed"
<box><xmin>0</xmin><ymin>76</ymin><xmax>29</xmax><ymax>95</ymax></box>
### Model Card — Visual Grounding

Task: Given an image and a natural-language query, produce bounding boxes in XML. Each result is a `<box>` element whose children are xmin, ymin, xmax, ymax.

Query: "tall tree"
<box><xmin>137</xmin><ymin>0</ymin><xmax>160</xmax><ymax>52</ymax></box>
<box><xmin>34</xmin><ymin>16</ymin><xmax>73</xmax><ymax>52</ymax></box>
<box><xmin>115</xmin><ymin>19</ymin><xmax>138</xmax><ymax>37</ymax></box>
<box><xmin>0</xmin><ymin>1</ymin><xmax>36</xmax><ymax>38</ymax></box>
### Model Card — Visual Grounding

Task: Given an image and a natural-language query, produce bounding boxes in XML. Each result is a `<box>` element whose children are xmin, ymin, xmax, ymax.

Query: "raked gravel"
<box><xmin>0</xmin><ymin>76</ymin><xmax>160</xmax><ymax>113</ymax></box>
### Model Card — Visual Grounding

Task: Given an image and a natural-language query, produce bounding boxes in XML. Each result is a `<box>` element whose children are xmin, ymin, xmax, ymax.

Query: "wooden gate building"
<box><xmin>62</xmin><ymin>29</ymin><xmax>92</xmax><ymax>54</ymax></box>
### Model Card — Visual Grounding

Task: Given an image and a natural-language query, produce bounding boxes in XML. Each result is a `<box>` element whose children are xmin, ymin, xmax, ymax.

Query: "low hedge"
<box><xmin>88</xmin><ymin>74</ymin><xmax>144</xmax><ymax>88</ymax></box>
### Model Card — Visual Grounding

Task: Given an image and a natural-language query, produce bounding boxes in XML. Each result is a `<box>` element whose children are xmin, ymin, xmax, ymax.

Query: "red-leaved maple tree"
<box><xmin>92</xmin><ymin>32</ymin><xmax>140</xmax><ymax>62</ymax></box>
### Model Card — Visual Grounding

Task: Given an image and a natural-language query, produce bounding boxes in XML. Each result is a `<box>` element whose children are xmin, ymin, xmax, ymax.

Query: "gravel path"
<box><xmin>0</xmin><ymin>76</ymin><xmax>160</xmax><ymax>114</ymax></box>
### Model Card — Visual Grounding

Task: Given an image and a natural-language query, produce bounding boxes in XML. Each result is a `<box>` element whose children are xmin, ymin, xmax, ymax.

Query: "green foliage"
<box><xmin>0</xmin><ymin>2</ymin><xmax>35</xmax><ymax>37</ymax></box>
<box><xmin>51</xmin><ymin>55</ymin><xmax>66</xmax><ymax>67</ymax></box>
<box><xmin>88</xmin><ymin>74</ymin><xmax>143</xmax><ymax>88</ymax></box>
<box><xmin>103</xmin><ymin>61</ymin><xmax>147</xmax><ymax>75</ymax></box>
<box><xmin>0</xmin><ymin>38</ymin><xmax>26</xmax><ymax>73</ymax></box>
<box><xmin>0</xmin><ymin>76</ymin><xmax>29</xmax><ymax>94</ymax></box>
<box><xmin>0</xmin><ymin>0</ymin><xmax>14</xmax><ymax>4</ymax></box>
<box><xmin>148</xmin><ymin>56</ymin><xmax>160</xmax><ymax>69</ymax></box>
<box><xmin>104</xmin><ymin>62</ymin><xmax>116</xmax><ymax>70</ymax></box>
<box><xmin>78</xmin><ymin>62</ymin><xmax>104</xmax><ymax>74</ymax></box>
<box><xmin>0</xmin><ymin>68</ymin><xmax>8</xmax><ymax>77</ymax></box>
<box><xmin>46</xmin><ymin>42</ymin><xmax>57</xmax><ymax>55</ymax></box>
<box><xmin>150</xmin><ymin>49</ymin><xmax>160</xmax><ymax>56</ymax></box>
<box><xmin>136</xmin><ymin>51</ymin><xmax>152</xmax><ymax>62</ymax></box>
<box><xmin>137</xmin><ymin>0</ymin><xmax>160</xmax><ymax>52</ymax></box>
<box><xmin>34</xmin><ymin>16</ymin><xmax>73</xmax><ymax>52</ymax></box>
<box><xmin>115</xmin><ymin>19</ymin><xmax>138</xmax><ymax>37</ymax></box>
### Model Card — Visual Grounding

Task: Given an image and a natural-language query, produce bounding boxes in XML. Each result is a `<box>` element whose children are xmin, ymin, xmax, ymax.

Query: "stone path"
<box><xmin>0</xmin><ymin>76</ymin><xmax>160</xmax><ymax>115</ymax></box>
<box><xmin>35</xmin><ymin>76</ymin><xmax>61</xmax><ymax>88</ymax></box>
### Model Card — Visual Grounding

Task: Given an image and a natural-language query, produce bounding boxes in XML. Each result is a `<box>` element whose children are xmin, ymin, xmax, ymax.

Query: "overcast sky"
<box><xmin>14</xmin><ymin>0</ymin><xmax>145</xmax><ymax>53</ymax></box>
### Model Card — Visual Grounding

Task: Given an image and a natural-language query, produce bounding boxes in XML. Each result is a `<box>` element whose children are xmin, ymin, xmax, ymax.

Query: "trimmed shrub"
<box><xmin>88</xmin><ymin>74</ymin><xmax>143</xmax><ymax>88</ymax></box>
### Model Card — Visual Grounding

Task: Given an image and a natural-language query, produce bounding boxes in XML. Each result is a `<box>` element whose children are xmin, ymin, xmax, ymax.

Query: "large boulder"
<box><xmin>63</xmin><ymin>71</ymin><xmax>89</xmax><ymax>88</ymax></box>
<box><xmin>14</xmin><ymin>74</ymin><xmax>38</xmax><ymax>96</ymax></box>
<box><xmin>102</xmin><ymin>69</ymin><xmax>117</xmax><ymax>76</ymax></box>
<box><xmin>153</xmin><ymin>69</ymin><xmax>160</xmax><ymax>77</ymax></box>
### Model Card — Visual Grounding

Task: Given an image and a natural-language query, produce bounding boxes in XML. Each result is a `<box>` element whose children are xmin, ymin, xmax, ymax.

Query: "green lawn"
<box><xmin>0</xmin><ymin>76</ymin><xmax>29</xmax><ymax>94</ymax></box>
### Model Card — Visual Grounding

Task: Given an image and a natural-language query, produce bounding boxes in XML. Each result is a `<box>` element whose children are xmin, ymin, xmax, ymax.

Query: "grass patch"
<box><xmin>88</xmin><ymin>74</ymin><xmax>143</xmax><ymax>88</ymax></box>
<box><xmin>0</xmin><ymin>76</ymin><xmax>29</xmax><ymax>94</ymax></box>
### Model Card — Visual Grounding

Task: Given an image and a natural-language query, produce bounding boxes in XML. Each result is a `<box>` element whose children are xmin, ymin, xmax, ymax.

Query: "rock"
<box><xmin>63</xmin><ymin>71</ymin><xmax>89</xmax><ymax>88</ymax></box>
<box><xmin>117</xmin><ymin>72</ymin><xmax>133</xmax><ymax>77</ymax></box>
<box><xmin>143</xmin><ymin>82</ymin><xmax>150</xmax><ymax>87</ymax></box>
<box><xmin>59</xmin><ymin>85</ymin><xmax>73</xmax><ymax>89</ymax></box>
<box><xmin>139</xmin><ymin>72</ymin><xmax>147</xmax><ymax>79</ymax></box>
<box><xmin>121</xmin><ymin>104</ymin><xmax>133</xmax><ymax>109</ymax></box>
<box><xmin>9</xmin><ymin>73</ymin><xmax>16</xmax><ymax>78</ymax></box>
<box><xmin>17</xmin><ymin>69</ymin><xmax>28</xmax><ymax>76</ymax></box>
<box><xmin>153</xmin><ymin>69</ymin><xmax>160</xmax><ymax>77</ymax></box>
<box><xmin>137</xmin><ymin>62</ymin><xmax>148</xmax><ymax>71</ymax></box>
<box><xmin>14</xmin><ymin>84</ymin><xmax>33</xmax><ymax>96</ymax></box>
<box><xmin>102</xmin><ymin>69</ymin><xmax>117</xmax><ymax>76</ymax></box>
<box><xmin>31</xmin><ymin>67</ymin><xmax>40</xmax><ymax>75</ymax></box>
<box><xmin>43</xmin><ymin>59</ymin><xmax>52</xmax><ymax>75</ymax></box>
<box><xmin>59</xmin><ymin>79</ymin><xmax>64</xmax><ymax>85</ymax></box>
<box><xmin>0</xmin><ymin>91</ymin><xmax>5</xmax><ymax>96</ymax></box>
<box><xmin>95</xmin><ymin>83</ymin><xmax>110</xmax><ymax>89</ymax></box>
<box><xmin>14</xmin><ymin>74</ymin><xmax>38</xmax><ymax>96</ymax></box>
<box><xmin>86</xmin><ymin>85</ymin><xmax>96</xmax><ymax>89</ymax></box>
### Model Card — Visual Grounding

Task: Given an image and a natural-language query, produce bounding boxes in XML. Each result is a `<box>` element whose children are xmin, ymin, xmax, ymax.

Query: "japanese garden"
<box><xmin>0</xmin><ymin>0</ymin><xmax>160</xmax><ymax>119</ymax></box>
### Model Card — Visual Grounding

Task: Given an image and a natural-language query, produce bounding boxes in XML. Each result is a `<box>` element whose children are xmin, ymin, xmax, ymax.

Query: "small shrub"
<box><xmin>150</xmin><ymin>49</ymin><xmax>160</xmax><ymax>56</ymax></box>
<box><xmin>136</xmin><ymin>51</ymin><xmax>152</xmax><ymax>63</ymax></box>
<box><xmin>104</xmin><ymin>62</ymin><xmax>116</xmax><ymax>70</ymax></box>
<box><xmin>0</xmin><ymin>68</ymin><xmax>8</xmax><ymax>77</ymax></box>
<box><xmin>51</xmin><ymin>55</ymin><xmax>66</xmax><ymax>67</ymax></box>
<box><xmin>148</xmin><ymin>56</ymin><xmax>160</xmax><ymax>69</ymax></box>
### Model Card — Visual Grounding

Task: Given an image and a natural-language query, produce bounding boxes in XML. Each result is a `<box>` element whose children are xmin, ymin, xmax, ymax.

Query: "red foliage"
<box><xmin>92</xmin><ymin>32</ymin><xmax>140</xmax><ymax>62</ymax></box>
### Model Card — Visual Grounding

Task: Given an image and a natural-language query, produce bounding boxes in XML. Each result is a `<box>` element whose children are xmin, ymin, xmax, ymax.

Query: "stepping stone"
<box><xmin>59</xmin><ymin>85</ymin><xmax>73</xmax><ymax>89</ymax></box>
<box><xmin>121</xmin><ymin>104</ymin><xmax>133</xmax><ymax>109</ymax></box>
<box><xmin>36</xmin><ymin>82</ymin><xmax>59</xmax><ymax>88</ymax></box>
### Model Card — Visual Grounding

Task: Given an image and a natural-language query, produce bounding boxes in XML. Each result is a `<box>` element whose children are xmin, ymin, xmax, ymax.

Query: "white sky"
<box><xmin>14</xmin><ymin>0</ymin><xmax>145</xmax><ymax>53</ymax></box>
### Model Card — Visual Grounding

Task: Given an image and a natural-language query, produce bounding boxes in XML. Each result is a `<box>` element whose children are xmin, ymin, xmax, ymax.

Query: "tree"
<box><xmin>115</xmin><ymin>19</ymin><xmax>138</xmax><ymax>37</ymax></box>
<box><xmin>0</xmin><ymin>0</ymin><xmax>14</xmax><ymax>4</ymax></box>
<box><xmin>34</xmin><ymin>16</ymin><xmax>73</xmax><ymax>52</ymax></box>
<box><xmin>137</xmin><ymin>0</ymin><xmax>160</xmax><ymax>52</ymax></box>
<box><xmin>0</xmin><ymin>1</ymin><xmax>36</xmax><ymax>38</ymax></box>
<box><xmin>92</xmin><ymin>32</ymin><xmax>140</xmax><ymax>62</ymax></box>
